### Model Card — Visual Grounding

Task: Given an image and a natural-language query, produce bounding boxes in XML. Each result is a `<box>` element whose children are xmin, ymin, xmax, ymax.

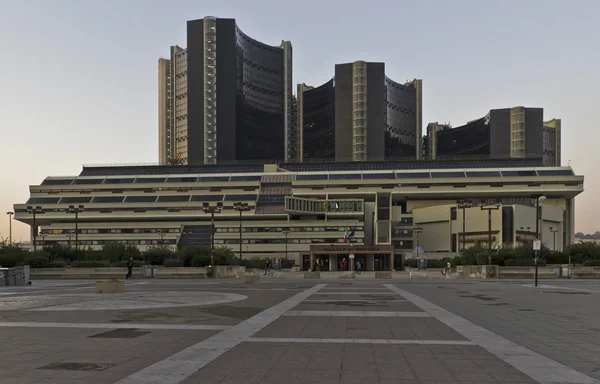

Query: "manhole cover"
<box><xmin>89</xmin><ymin>329</ymin><xmax>149</xmax><ymax>339</ymax></box>
<box><xmin>38</xmin><ymin>362</ymin><xmax>114</xmax><ymax>371</ymax></box>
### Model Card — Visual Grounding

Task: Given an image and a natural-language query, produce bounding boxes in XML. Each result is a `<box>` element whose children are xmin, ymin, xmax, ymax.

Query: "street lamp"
<box><xmin>282</xmin><ymin>229</ymin><xmax>290</xmax><ymax>264</ymax></box>
<box><xmin>414</xmin><ymin>227</ymin><xmax>423</xmax><ymax>270</ymax></box>
<box><xmin>480</xmin><ymin>201</ymin><xmax>501</xmax><ymax>265</ymax></box>
<box><xmin>233</xmin><ymin>202</ymin><xmax>250</xmax><ymax>263</ymax></box>
<box><xmin>26</xmin><ymin>206</ymin><xmax>44</xmax><ymax>252</ymax></box>
<box><xmin>202</xmin><ymin>202</ymin><xmax>223</xmax><ymax>266</ymax></box>
<box><xmin>531</xmin><ymin>194</ymin><xmax>546</xmax><ymax>286</ymax></box>
<box><xmin>157</xmin><ymin>229</ymin><xmax>166</xmax><ymax>245</ymax></box>
<box><xmin>550</xmin><ymin>226</ymin><xmax>559</xmax><ymax>251</ymax></box>
<box><xmin>66</xmin><ymin>205</ymin><xmax>85</xmax><ymax>251</ymax></box>
<box><xmin>67</xmin><ymin>231</ymin><xmax>74</xmax><ymax>248</ymax></box>
<box><xmin>456</xmin><ymin>200</ymin><xmax>472</xmax><ymax>252</ymax></box>
<box><xmin>6</xmin><ymin>212</ymin><xmax>14</xmax><ymax>246</ymax></box>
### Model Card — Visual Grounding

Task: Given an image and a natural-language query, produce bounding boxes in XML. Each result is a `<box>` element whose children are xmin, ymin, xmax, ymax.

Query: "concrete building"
<box><xmin>158</xmin><ymin>17</ymin><xmax>293</xmax><ymax>165</ymax></box>
<box><xmin>426</xmin><ymin>107</ymin><xmax>562</xmax><ymax>166</ymax></box>
<box><xmin>297</xmin><ymin>62</ymin><xmax>422</xmax><ymax>162</ymax></box>
<box><xmin>13</xmin><ymin>158</ymin><xmax>582</xmax><ymax>270</ymax></box>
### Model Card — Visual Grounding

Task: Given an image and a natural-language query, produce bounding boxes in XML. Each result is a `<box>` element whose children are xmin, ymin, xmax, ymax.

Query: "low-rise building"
<box><xmin>13</xmin><ymin>159</ymin><xmax>583</xmax><ymax>270</ymax></box>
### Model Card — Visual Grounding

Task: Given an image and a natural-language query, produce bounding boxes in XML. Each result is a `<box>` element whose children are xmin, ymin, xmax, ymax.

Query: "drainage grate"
<box><xmin>38</xmin><ymin>362</ymin><xmax>114</xmax><ymax>371</ymax></box>
<box><xmin>89</xmin><ymin>329</ymin><xmax>149</xmax><ymax>339</ymax></box>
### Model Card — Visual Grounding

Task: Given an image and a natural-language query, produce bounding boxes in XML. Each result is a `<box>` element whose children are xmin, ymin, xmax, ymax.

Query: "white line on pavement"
<box><xmin>384</xmin><ymin>284</ymin><xmax>600</xmax><ymax>384</ymax></box>
<box><xmin>114</xmin><ymin>283</ymin><xmax>327</xmax><ymax>384</ymax></box>
<box><xmin>0</xmin><ymin>321</ymin><xmax>230</xmax><ymax>331</ymax></box>
<box><xmin>283</xmin><ymin>310</ymin><xmax>430</xmax><ymax>317</ymax></box>
<box><xmin>246</xmin><ymin>337</ymin><xmax>475</xmax><ymax>345</ymax></box>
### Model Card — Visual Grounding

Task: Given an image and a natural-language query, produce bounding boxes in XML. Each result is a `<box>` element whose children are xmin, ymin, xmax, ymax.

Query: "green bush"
<box><xmin>71</xmin><ymin>260</ymin><xmax>109</xmax><ymax>268</ymax></box>
<box><xmin>25</xmin><ymin>253</ymin><xmax>51</xmax><ymax>268</ymax></box>
<box><xmin>583</xmin><ymin>260</ymin><xmax>600</xmax><ymax>266</ymax></box>
<box><xmin>564</xmin><ymin>242</ymin><xmax>600</xmax><ymax>264</ymax></box>
<box><xmin>178</xmin><ymin>245</ymin><xmax>211</xmax><ymax>267</ymax></box>
<box><xmin>504</xmin><ymin>259</ymin><xmax>546</xmax><ymax>266</ymax></box>
<box><xmin>546</xmin><ymin>251</ymin><xmax>569</xmax><ymax>264</ymax></box>
<box><xmin>50</xmin><ymin>259</ymin><xmax>68</xmax><ymax>268</ymax></box>
<box><xmin>0</xmin><ymin>253</ymin><xmax>19</xmax><ymax>268</ymax></box>
<box><xmin>191</xmin><ymin>255</ymin><xmax>211</xmax><ymax>267</ymax></box>
<box><xmin>114</xmin><ymin>260</ymin><xmax>144</xmax><ymax>268</ymax></box>
<box><xmin>163</xmin><ymin>258</ymin><xmax>182</xmax><ymax>267</ymax></box>
<box><xmin>213</xmin><ymin>246</ymin><xmax>235</xmax><ymax>265</ymax></box>
<box><xmin>143</xmin><ymin>246</ymin><xmax>177</xmax><ymax>265</ymax></box>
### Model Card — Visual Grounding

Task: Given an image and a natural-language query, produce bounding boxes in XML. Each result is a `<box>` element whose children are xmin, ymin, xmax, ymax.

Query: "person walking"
<box><xmin>264</xmin><ymin>259</ymin><xmax>271</xmax><ymax>275</ymax></box>
<box><xmin>126</xmin><ymin>257</ymin><xmax>134</xmax><ymax>280</ymax></box>
<box><xmin>356</xmin><ymin>260</ymin><xmax>362</xmax><ymax>274</ymax></box>
<box><xmin>341</xmin><ymin>258</ymin><xmax>347</xmax><ymax>271</ymax></box>
<box><xmin>444</xmin><ymin>261</ymin><xmax>451</xmax><ymax>278</ymax></box>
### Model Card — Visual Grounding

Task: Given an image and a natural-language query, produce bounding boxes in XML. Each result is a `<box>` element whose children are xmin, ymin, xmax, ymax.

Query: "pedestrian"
<box><xmin>126</xmin><ymin>257</ymin><xmax>134</xmax><ymax>280</ymax></box>
<box><xmin>264</xmin><ymin>259</ymin><xmax>271</xmax><ymax>275</ymax></box>
<box><xmin>442</xmin><ymin>261</ymin><xmax>451</xmax><ymax>278</ymax></box>
<box><xmin>341</xmin><ymin>258</ymin><xmax>347</xmax><ymax>271</ymax></box>
<box><xmin>356</xmin><ymin>261</ymin><xmax>362</xmax><ymax>274</ymax></box>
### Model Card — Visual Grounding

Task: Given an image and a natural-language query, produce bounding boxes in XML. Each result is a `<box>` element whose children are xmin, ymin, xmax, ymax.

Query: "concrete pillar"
<box><xmin>367</xmin><ymin>255</ymin><xmax>374</xmax><ymax>271</ymax></box>
<box><xmin>329</xmin><ymin>255</ymin><xmax>335</xmax><ymax>271</ymax></box>
<box><xmin>390</xmin><ymin>253</ymin><xmax>394</xmax><ymax>271</ymax></box>
<box><xmin>309</xmin><ymin>252</ymin><xmax>314</xmax><ymax>271</ymax></box>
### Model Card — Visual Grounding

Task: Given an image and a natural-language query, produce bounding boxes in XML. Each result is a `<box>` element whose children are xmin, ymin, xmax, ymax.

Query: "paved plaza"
<box><xmin>1</xmin><ymin>278</ymin><xmax>600</xmax><ymax>384</ymax></box>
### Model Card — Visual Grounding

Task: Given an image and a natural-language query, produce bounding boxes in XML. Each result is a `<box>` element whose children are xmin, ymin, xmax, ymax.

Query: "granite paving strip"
<box><xmin>246</xmin><ymin>337</ymin><xmax>476</xmax><ymax>345</ymax></box>
<box><xmin>113</xmin><ymin>283</ymin><xmax>327</xmax><ymax>384</ymax></box>
<box><xmin>283</xmin><ymin>310</ymin><xmax>430</xmax><ymax>317</ymax></box>
<box><xmin>385</xmin><ymin>283</ymin><xmax>600</xmax><ymax>384</ymax></box>
<box><xmin>0</xmin><ymin>321</ymin><xmax>231</xmax><ymax>331</ymax></box>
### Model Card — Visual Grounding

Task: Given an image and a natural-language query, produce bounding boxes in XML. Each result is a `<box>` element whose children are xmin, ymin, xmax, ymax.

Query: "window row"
<box><xmin>27</xmin><ymin>194</ymin><xmax>258</xmax><ymax>205</ymax></box>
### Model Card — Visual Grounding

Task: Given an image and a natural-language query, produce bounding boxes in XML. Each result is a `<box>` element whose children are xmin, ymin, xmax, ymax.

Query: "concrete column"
<box><xmin>367</xmin><ymin>255</ymin><xmax>374</xmax><ymax>271</ymax></box>
<box><xmin>329</xmin><ymin>255</ymin><xmax>335</xmax><ymax>271</ymax></box>
<box><xmin>309</xmin><ymin>252</ymin><xmax>314</xmax><ymax>271</ymax></box>
<box><xmin>390</xmin><ymin>253</ymin><xmax>394</xmax><ymax>271</ymax></box>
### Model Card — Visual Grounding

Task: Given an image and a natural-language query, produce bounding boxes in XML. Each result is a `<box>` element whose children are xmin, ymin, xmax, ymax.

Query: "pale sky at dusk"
<box><xmin>1</xmin><ymin>0</ymin><xmax>599</xmax><ymax>242</ymax></box>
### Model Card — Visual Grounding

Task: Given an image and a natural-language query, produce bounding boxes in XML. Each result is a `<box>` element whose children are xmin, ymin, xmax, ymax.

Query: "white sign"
<box><xmin>533</xmin><ymin>240</ymin><xmax>541</xmax><ymax>251</ymax></box>
<box><xmin>349</xmin><ymin>254</ymin><xmax>355</xmax><ymax>259</ymax></box>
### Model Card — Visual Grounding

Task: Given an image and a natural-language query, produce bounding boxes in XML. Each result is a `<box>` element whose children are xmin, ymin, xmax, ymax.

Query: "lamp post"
<box><xmin>550</xmin><ymin>226</ymin><xmax>559</xmax><ymax>251</ymax></box>
<box><xmin>66</xmin><ymin>205</ymin><xmax>84</xmax><ymax>251</ymax></box>
<box><xmin>26</xmin><ymin>206</ymin><xmax>44</xmax><ymax>252</ymax></box>
<box><xmin>157</xmin><ymin>229</ymin><xmax>165</xmax><ymax>245</ymax></box>
<box><xmin>457</xmin><ymin>200</ymin><xmax>472</xmax><ymax>252</ymax></box>
<box><xmin>202</xmin><ymin>202</ymin><xmax>223</xmax><ymax>266</ymax></box>
<box><xmin>233</xmin><ymin>202</ymin><xmax>250</xmax><ymax>263</ymax></box>
<box><xmin>67</xmin><ymin>232</ymin><xmax>74</xmax><ymax>248</ymax></box>
<box><xmin>414</xmin><ymin>227</ymin><xmax>423</xmax><ymax>270</ymax></box>
<box><xmin>282</xmin><ymin>229</ymin><xmax>290</xmax><ymax>265</ymax></box>
<box><xmin>519</xmin><ymin>227</ymin><xmax>531</xmax><ymax>245</ymax></box>
<box><xmin>6</xmin><ymin>212</ymin><xmax>14</xmax><ymax>246</ymax></box>
<box><xmin>532</xmin><ymin>194</ymin><xmax>546</xmax><ymax>287</ymax></box>
<box><xmin>480</xmin><ymin>202</ymin><xmax>501</xmax><ymax>265</ymax></box>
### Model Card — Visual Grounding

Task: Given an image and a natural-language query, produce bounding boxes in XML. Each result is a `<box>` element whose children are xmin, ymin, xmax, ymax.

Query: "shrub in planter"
<box><xmin>178</xmin><ymin>245</ymin><xmax>210</xmax><ymax>267</ymax></box>
<box><xmin>504</xmin><ymin>259</ymin><xmax>546</xmax><ymax>267</ymax></box>
<box><xmin>143</xmin><ymin>246</ymin><xmax>177</xmax><ymax>266</ymax></box>
<box><xmin>26</xmin><ymin>255</ymin><xmax>51</xmax><ymax>268</ymax></box>
<box><xmin>71</xmin><ymin>260</ymin><xmax>109</xmax><ymax>268</ymax></box>
<box><xmin>191</xmin><ymin>255</ymin><xmax>211</xmax><ymax>267</ymax></box>
<box><xmin>583</xmin><ymin>260</ymin><xmax>600</xmax><ymax>266</ymax></box>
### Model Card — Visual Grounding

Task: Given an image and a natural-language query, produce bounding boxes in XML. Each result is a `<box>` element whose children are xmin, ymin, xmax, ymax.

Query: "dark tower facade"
<box><xmin>187</xmin><ymin>17</ymin><xmax>293</xmax><ymax>165</ymax></box>
<box><xmin>297</xmin><ymin>61</ymin><xmax>422</xmax><ymax>162</ymax></box>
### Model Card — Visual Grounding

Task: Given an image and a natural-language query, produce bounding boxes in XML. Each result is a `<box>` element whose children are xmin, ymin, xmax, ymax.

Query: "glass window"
<box><xmin>190</xmin><ymin>195</ymin><xmax>223</xmax><ymax>202</ymax></box>
<box><xmin>466</xmin><ymin>171</ymin><xmax>501</xmax><ymax>178</ymax></box>
<box><xmin>104</xmin><ymin>178</ymin><xmax>135</xmax><ymax>184</ymax></box>
<box><xmin>362</xmin><ymin>173</ymin><xmax>395</xmax><ymax>179</ymax></box>
<box><xmin>166</xmin><ymin>177</ymin><xmax>198</xmax><ymax>183</ymax></box>
<box><xmin>329</xmin><ymin>173</ymin><xmax>362</xmax><ymax>180</ymax></box>
<box><xmin>26</xmin><ymin>197</ymin><xmax>60</xmax><ymax>204</ymax></box>
<box><xmin>430</xmin><ymin>172</ymin><xmax>465</xmax><ymax>178</ymax></box>
<box><xmin>59</xmin><ymin>197</ymin><xmax>93</xmax><ymax>204</ymax></box>
<box><xmin>41</xmin><ymin>179</ymin><xmax>73</xmax><ymax>185</ymax></box>
<box><xmin>199</xmin><ymin>176</ymin><xmax>230</xmax><ymax>182</ymax></box>
<box><xmin>501</xmin><ymin>170</ymin><xmax>537</xmax><ymax>177</ymax></box>
<box><xmin>229</xmin><ymin>175</ymin><xmax>262</xmax><ymax>182</ymax></box>
<box><xmin>295</xmin><ymin>174</ymin><xmax>328</xmax><ymax>181</ymax></box>
<box><xmin>135</xmin><ymin>178</ymin><xmax>167</xmax><ymax>184</ymax></box>
<box><xmin>157</xmin><ymin>195</ymin><xmax>191</xmax><ymax>202</ymax></box>
<box><xmin>72</xmin><ymin>179</ymin><xmax>104</xmax><ymax>185</ymax></box>
<box><xmin>397</xmin><ymin>172</ymin><xmax>430</xmax><ymax>179</ymax></box>
<box><xmin>124</xmin><ymin>196</ymin><xmax>157</xmax><ymax>203</ymax></box>
<box><xmin>91</xmin><ymin>196</ymin><xmax>125</xmax><ymax>203</ymax></box>
<box><xmin>536</xmin><ymin>169</ymin><xmax>574</xmax><ymax>176</ymax></box>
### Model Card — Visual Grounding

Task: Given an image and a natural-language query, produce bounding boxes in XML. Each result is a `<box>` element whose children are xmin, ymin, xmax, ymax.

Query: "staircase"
<box><xmin>178</xmin><ymin>225</ymin><xmax>212</xmax><ymax>246</ymax></box>
<box><xmin>255</xmin><ymin>174</ymin><xmax>293</xmax><ymax>214</ymax></box>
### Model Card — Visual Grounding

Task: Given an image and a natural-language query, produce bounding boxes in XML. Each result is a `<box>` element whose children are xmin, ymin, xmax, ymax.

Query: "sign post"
<box><xmin>533</xmin><ymin>240</ymin><xmax>541</xmax><ymax>287</ymax></box>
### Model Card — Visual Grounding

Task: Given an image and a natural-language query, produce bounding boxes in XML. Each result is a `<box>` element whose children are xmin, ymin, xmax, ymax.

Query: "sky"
<box><xmin>1</xmin><ymin>0</ymin><xmax>599</xmax><ymax>242</ymax></box>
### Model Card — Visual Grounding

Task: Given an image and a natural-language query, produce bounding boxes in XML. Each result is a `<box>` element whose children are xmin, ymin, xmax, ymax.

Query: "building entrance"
<box><xmin>307</xmin><ymin>244</ymin><xmax>396</xmax><ymax>272</ymax></box>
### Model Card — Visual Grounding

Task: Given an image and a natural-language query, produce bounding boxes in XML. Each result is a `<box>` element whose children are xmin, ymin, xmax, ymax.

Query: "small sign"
<box><xmin>349</xmin><ymin>254</ymin><xmax>355</xmax><ymax>259</ymax></box>
<box><xmin>533</xmin><ymin>240</ymin><xmax>541</xmax><ymax>251</ymax></box>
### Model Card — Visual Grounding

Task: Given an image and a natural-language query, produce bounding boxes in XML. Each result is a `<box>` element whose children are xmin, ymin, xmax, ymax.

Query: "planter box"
<box><xmin>244</xmin><ymin>275</ymin><xmax>260</xmax><ymax>284</ymax></box>
<box><xmin>304</xmin><ymin>272</ymin><xmax>321</xmax><ymax>279</ymax></box>
<box><xmin>338</xmin><ymin>272</ymin><xmax>356</xmax><ymax>279</ymax></box>
<box><xmin>95</xmin><ymin>279</ymin><xmax>124</xmax><ymax>294</ymax></box>
<box><xmin>375</xmin><ymin>271</ymin><xmax>392</xmax><ymax>279</ymax></box>
<box><xmin>409</xmin><ymin>271</ymin><xmax>428</xmax><ymax>279</ymax></box>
